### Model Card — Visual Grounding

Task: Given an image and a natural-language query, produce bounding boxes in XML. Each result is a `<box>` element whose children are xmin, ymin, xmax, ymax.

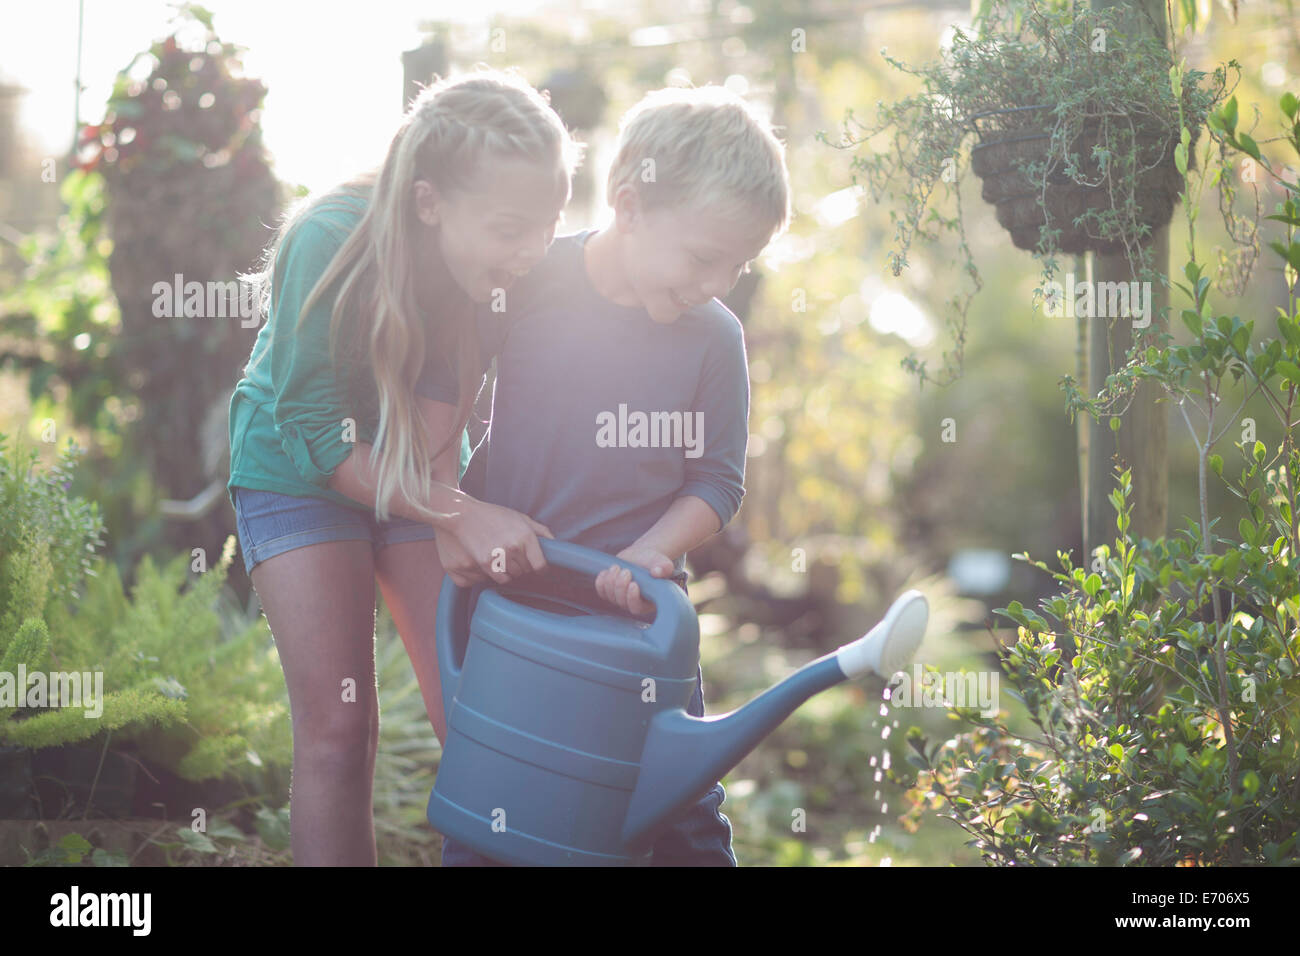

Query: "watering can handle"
<box><xmin>526</xmin><ymin>538</ymin><xmax>696</xmax><ymax>656</ymax></box>
<box><xmin>437</xmin><ymin>539</ymin><xmax>694</xmax><ymax>713</ymax></box>
<box><xmin>533</xmin><ymin>538</ymin><xmax>683</xmax><ymax>608</ymax></box>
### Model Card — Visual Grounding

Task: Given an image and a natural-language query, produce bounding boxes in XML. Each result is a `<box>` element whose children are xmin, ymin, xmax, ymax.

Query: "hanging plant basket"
<box><xmin>835</xmin><ymin>0</ymin><xmax>1234</xmax><ymax>386</ymax></box>
<box><xmin>968</xmin><ymin>103</ymin><xmax>1198</xmax><ymax>255</ymax></box>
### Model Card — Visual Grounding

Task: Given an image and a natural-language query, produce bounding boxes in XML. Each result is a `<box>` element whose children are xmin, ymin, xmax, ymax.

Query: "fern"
<box><xmin>0</xmin><ymin>689</ymin><xmax>188</xmax><ymax>748</ymax></box>
<box><xmin>2</xmin><ymin>434</ymin><xmax>290</xmax><ymax>788</ymax></box>
<box><xmin>0</xmin><ymin>617</ymin><xmax>51</xmax><ymax>720</ymax></box>
<box><xmin>0</xmin><ymin>531</ymin><xmax>54</xmax><ymax>653</ymax></box>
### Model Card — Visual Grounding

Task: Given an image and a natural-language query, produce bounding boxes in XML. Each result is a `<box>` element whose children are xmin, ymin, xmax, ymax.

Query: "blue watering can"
<box><xmin>427</xmin><ymin>539</ymin><xmax>928</xmax><ymax>866</ymax></box>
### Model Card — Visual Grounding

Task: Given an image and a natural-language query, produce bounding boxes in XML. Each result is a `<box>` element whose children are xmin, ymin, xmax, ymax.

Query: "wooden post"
<box><xmin>1083</xmin><ymin>0</ymin><xmax>1170</xmax><ymax>563</ymax></box>
<box><xmin>402</xmin><ymin>41</ymin><xmax>448</xmax><ymax>112</ymax></box>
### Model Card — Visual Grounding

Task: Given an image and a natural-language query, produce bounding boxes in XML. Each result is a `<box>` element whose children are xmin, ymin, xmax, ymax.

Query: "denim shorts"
<box><xmin>439</xmin><ymin>574</ymin><xmax>737</xmax><ymax>867</ymax></box>
<box><xmin>231</xmin><ymin>486</ymin><xmax>438</xmax><ymax>577</ymax></box>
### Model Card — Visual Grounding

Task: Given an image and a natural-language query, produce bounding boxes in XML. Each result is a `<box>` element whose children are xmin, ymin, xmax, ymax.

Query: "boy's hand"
<box><xmin>595</xmin><ymin>545</ymin><xmax>675</xmax><ymax>616</ymax></box>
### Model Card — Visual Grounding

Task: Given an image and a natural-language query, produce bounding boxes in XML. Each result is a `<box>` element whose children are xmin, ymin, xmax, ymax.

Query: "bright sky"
<box><xmin>2</xmin><ymin>0</ymin><xmax>550</xmax><ymax>193</ymax></box>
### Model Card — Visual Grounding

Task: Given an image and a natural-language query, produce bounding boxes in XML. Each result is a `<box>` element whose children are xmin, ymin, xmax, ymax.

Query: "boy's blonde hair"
<box><xmin>605</xmin><ymin>85</ymin><xmax>790</xmax><ymax>236</ymax></box>
<box><xmin>243</xmin><ymin>68</ymin><xmax>583</xmax><ymax>523</ymax></box>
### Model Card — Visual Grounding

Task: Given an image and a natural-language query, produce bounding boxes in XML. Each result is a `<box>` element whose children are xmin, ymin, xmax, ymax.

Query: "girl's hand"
<box><xmin>435</xmin><ymin>529</ymin><xmax>490</xmax><ymax>589</ymax></box>
<box><xmin>447</xmin><ymin>499</ymin><xmax>552</xmax><ymax>584</ymax></box>
<box><xmin>595</xmin><ymin>546</ymin><xmax>675</xmax><ymax>616</ymax></box>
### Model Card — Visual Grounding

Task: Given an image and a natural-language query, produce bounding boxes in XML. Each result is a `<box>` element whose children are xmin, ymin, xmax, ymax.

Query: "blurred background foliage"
<box><xmin>0</xmin><ymin>0</ymin><xmax>1296</xmax><ymax>865</ymax></box>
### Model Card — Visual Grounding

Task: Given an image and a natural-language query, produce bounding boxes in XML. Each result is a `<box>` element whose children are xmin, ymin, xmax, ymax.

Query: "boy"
<box><xmin>440</xmin><ymin>84</ymin><xmax>790</xmax><ymax>866</ymax></box>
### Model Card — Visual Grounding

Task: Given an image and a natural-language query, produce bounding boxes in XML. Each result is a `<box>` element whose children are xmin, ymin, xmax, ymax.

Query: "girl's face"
<box><xmin>416</xmin><ymin>155</ymin><xmax>570</xmax><ymax>304</ymax></box>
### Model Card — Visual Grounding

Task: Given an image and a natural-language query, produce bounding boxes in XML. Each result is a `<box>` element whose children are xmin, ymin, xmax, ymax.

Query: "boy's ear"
<box><xmin>413</xmin><ymin>179</ymin><xmax>443</xmax><ymax>227</ymax></box>
<box><xmin>610</xmin><ymin>183</ymin><xmax>643</xmax><ymax>232</ymax></box>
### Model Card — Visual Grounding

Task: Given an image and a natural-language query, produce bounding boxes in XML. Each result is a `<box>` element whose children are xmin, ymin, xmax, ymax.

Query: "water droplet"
<box><xmin>873</xmin><ymin>790</ymin><xmax>880</xmax><ymax>800</ymax></box>
<box><xmin>874</xmin><ymin>770</ymin><xmax>882</xmax><ymax>782</ymax></box>
<box><xmin>869</xmin><ymin>755</ymin><xmax>877</xmax><ymax>767</ymax></box>
<box><xmin>882</xmin><ymin>726</ymin><xmax>892</xmax><ymax>739</ymax></box>
<box><xmin>891</xmin><ymin>719</ymin><xmax>899</xmax><ymax>728</ymax></box>
<box><xmin>878</xmin><ymin>703</ymin><xmax>889</xmax><ymax>717</ymax></box>
<box><xmin>882</xmin><ymin>802</ymin><xmax>888</xmax><ymax>814</ymax></box>
<box><xmin>879</xmin><ymin>857</ymin><xmax>892</xmax><ymax>867</ymax></box>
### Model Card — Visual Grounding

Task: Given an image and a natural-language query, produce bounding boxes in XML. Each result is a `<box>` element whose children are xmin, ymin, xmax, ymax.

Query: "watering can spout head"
<box><xmin>620</xmin><ymin>589</ymin><xmax>929</xmax><ymax>852</ymax></box>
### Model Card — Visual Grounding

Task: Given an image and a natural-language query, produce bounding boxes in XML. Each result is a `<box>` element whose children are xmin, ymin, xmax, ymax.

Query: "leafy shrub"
<box><xmin>899</xmin><ymin>88</ymin><xmax>1300</xmax><ymax>865</ymax></box>
<box><xmin>1</xmin><ymin>432</ymin><xmax>289</xmax><ymax>784</ymax></box>
<box><xmin>0</xmin><ymin>435</ymin><xmax>106</xmax><ymax>632</ymax></box>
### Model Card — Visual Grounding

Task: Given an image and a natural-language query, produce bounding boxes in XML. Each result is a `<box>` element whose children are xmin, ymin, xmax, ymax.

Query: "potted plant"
<box><xmin>831</xmin><ymin>0</ymin><xmax>1236</xmax><ymax>384</ymax></box>
<box><xmin>961</xmin><ymin>0</ymin><xmax>1205</xmax><ymax>256</ymax></box>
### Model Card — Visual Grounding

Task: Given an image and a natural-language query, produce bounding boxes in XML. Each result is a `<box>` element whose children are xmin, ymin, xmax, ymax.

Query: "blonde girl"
<box><xmin>227</xmin><ymin>68</ymin><xmax>581</xmax><ymax>865</ymax></box>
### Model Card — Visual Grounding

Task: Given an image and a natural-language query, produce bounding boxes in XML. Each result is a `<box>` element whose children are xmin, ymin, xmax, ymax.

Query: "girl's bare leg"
<box><xmin>251</xmin><ymin>540</ymin><xmax>380</xmax><ymax>866</ymax></box>
<box><xmin>375</xmin><ymin>539</ymin><xmax>448</xmax><ymax>746</ymax></box>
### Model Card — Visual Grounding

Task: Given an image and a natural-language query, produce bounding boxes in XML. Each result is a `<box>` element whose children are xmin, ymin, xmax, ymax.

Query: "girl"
<box><xmin>227</xmin><ymin>68</ymin><xmax>581</xmax><ymax>866</ymax></box>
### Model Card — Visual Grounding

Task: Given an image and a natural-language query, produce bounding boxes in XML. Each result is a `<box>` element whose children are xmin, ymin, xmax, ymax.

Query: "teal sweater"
<box><xmin>227</xmin><ymin>188</ymin><xmax>472</xmax><ymax>514</ymax></box>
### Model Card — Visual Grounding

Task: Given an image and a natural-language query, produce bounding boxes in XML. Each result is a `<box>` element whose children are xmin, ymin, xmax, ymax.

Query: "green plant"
<box><xmin>15</xmin><ymin>536</ymin><xmax>294</xmax><ymax>782</ymax></box>
<box><xmin>21</xmin><ymin>832</ymin><xmax>129</xmax><ymax>867</ymax></box>
<box><xmin>16</xmin><ymin>812</ymin><xmax>291</xmax><ymax>866</ymax></box>
<box><xmin>0</xmin><ymin>435</ymin><xmax>106</xmax><ymax>630</ymax></box>
<box><xmin>831</xmin><ymin>0</ymin><xmax>1234</xmax><ymax>387</ymax></box>
<box><xmin>898</xmin><ymin>88</ymin><xmax>1300</xmax><ymax>865</ymax></box>
<box><xmin>1</xmin><ymin>431</ymin><xmax>290</xmax><ymax>789</ymax></box>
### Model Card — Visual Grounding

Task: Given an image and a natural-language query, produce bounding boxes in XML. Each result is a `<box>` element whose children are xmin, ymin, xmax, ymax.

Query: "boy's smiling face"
<box><xmin>605</xmin><ymin>185</ymin><xmax>773</xmax><ymax>324</ymax></box>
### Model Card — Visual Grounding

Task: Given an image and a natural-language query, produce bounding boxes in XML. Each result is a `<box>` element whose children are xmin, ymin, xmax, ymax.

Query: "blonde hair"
<box><xmin>605</xmin><ymin>84</ymin><xmax>790</xmax><ymax>235</ymax></box>
<box><xmin>243</xmin><ymin>67</ymin><xmax>583</xmax><ymax>522</ymax></box>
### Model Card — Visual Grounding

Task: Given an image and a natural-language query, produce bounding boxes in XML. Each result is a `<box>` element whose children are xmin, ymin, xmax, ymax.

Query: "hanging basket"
<box><xmin>968</xmin><ymin>104</ymin><xmax>1193</xmax><ymax>255</ymax></box>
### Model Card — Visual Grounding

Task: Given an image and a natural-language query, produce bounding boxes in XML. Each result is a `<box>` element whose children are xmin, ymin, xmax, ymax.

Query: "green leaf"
<box><xmin>1275</xmin><ymin>360</ymin><xmax>1300</xmax><ymax>387</ymax></box>
<box><xmin>55</xmin><ymin>833</ymin><xmax>92</xmax><ymax>863</ymax></box>
<box><xmin>1221</xmin><ymin>96</ymin><xmax>1238</xmax><ymax>133</ymax></box>
<box><xmin>1238</xmin><ymin>517</ymin><xmax>1256</xmax><ymax>544</ymax></box>
<box><xmin>176</xmin><ymin>828</ymin><xmax>217</xmax><ymax>854</ymax></box>
<box><xmin>1282</xmin><ymin>92</ymin><xmax>1299</xmax><ymax>121</ymax></box>
<box><xmin>1237</xmin><ymin>132</ymin><xmax>1261</xmax><ymax>161</ymax></box>
<box><xmin>1209</xmin><ymin>454</ymin><xmax>1222</xmax><ymax>476</ymax></box>
<box><xmin>91</xmin><ymin>848</ymin><xmax>129</xmax><ymax>867</ymax></box>
<box><xmin>1241</xmin><ymin>770</ymin><xmax>1260</xmax><ymax>798</ymax></box>
<box><xmin>1232</xmin><ymin>325</ymin><xmax>1250</xmax><ymax>354</ymax></box>
<box><xmin>1277</xmin><ymin>311</ymin><xmax>1300</xmax><ymax>348</ymax></box>
<box><xmin>1108</xmin><ymin>743</ymin><xmax>1124</xmax><ymax>760</ymax></box>
<box><xmin>1270</xmin><ymin>240</ymin><xmax>1300</xmax><ymax>277</ymax></box>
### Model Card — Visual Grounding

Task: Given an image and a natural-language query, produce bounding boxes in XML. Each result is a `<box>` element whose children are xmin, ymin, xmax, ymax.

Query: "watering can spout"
<box><xmin>620</xmin><ymin>589</ymin><xmax>929</xmax><ymax>852</ymax></box>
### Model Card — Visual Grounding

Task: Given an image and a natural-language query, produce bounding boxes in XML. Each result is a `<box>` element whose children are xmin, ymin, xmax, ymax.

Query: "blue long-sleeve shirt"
<box><xmin>471</xmin><ymin>230</ymin><xmax>749</xmax><ymax>574</ymax></box>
